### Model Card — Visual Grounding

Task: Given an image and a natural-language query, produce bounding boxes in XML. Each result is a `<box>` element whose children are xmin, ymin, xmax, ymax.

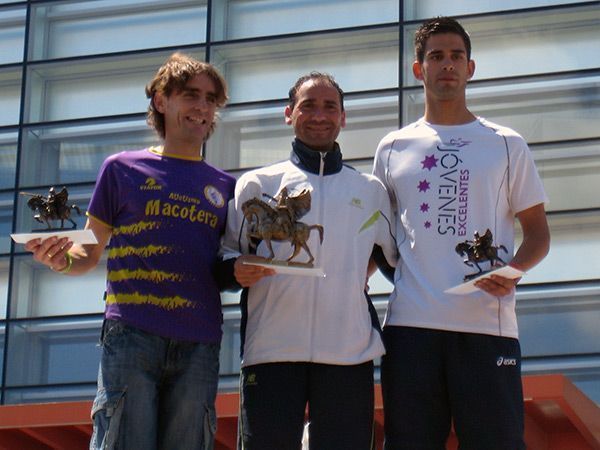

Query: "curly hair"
<box><xmin>414</xmin><ymin>17</ymin><xmax>471</xmax><ymax>63</ymax></box>
<box><xmin>145</xmin><ymin>52</ymin><xmax>228</xmax><ymax>140</ymax></box>
<box><xmin>288</xmin><ymin>71</ymin><xmax>344</xmax><ymax>111</ymax></box>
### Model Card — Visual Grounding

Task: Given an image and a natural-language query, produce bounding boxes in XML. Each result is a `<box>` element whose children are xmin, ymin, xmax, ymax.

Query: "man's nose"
<box><xmin>442</xmin><ymin>58</ymin><xmax>455</xmax><ymax>71</ymax></box>
<box><xmin>195</xmin><ymin>97</ymin><xmax>210</xmax><ymax>110</ymax></box>
<box><xmin>312</xmin><ymin>108</ymin><xmax>327</xmax><ymax>119</ymax></box>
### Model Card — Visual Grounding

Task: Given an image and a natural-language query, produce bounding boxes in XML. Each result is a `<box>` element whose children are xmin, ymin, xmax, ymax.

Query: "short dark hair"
<box><xmin>288</xmin><ymin>72</ymin><xmax>345</xmax><ymax>111</ymax></box>
<box><xmin>145</xmin><ymin>52</ymin><xmax>228</xmax><ymax>140</ymax></box>
<box><xmin>414</xmin><ymin>17</ymin><xmax>471</xmax><ymax>63</ymax></box>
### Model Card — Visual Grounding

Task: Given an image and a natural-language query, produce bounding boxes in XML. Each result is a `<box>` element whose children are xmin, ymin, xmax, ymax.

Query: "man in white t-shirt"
<box><xmin>373</xmin><ymin>16</ymin><xmax>550</xmax><ymax>449</ymax></box>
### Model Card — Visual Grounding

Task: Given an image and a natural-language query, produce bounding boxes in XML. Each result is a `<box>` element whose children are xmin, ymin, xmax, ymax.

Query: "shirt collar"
<box><xmin>290</xmin><ymin>138</ymin><xmax>343</xmax><ymax>175</ymax></box>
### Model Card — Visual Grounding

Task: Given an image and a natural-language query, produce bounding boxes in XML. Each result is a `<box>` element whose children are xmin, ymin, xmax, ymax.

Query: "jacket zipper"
<box><xmin>309</xmin><ymin>153</ymin><xmax>326</xmax><ymax>361</ymax></box>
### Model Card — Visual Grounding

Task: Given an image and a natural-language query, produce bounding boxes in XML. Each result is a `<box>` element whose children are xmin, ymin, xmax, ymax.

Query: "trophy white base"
<box><xmin>444</xmin><ymin>265</ymin><xmax>524</xmax><ymax>295</ymax></box>
<box><xmin>243</xmin><ymin>260</ymin><xmax>325</xmax><ymax>277</ymax></box>
<box><xmin>11</xmin><ymin>229</ymin><xmax>98</xmax><ymax>245</ymax></box>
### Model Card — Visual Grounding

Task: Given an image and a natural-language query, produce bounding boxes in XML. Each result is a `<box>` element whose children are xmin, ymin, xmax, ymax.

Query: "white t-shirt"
<box><xmin>373</xmin><ymin>118</ymin><xmax>548</xmax><ymax>338</ymax></box>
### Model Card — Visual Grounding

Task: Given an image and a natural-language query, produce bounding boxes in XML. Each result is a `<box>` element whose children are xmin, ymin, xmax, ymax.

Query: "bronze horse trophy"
<box><xmin>242</xmin><ymin>188</ymin><xmax>323</xmax><ymax>266</ymax></box>
<box><xmin>455</xmin><ymin>229</ymin><xmax>507</xmax><ymax>281</ymax></box>
<box><xmin>21</xmin><ymin>187</ymin><xmax>81</xmax><ymax>230</ymax></box>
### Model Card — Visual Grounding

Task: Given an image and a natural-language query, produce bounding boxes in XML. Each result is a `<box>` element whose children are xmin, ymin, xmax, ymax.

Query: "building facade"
<box><xmin>0</xmin><ymin>0</ymin><xmax>599</xmax><ymax>406</ymax></box>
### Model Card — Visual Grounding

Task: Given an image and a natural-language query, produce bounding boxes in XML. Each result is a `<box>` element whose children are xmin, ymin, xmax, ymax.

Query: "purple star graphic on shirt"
<box><xmin>420</xmin><ymin>203</ymin><xmax>429</xmax><ymax>212</ymax></box>
<box><xmin>418</xmin><ymin>180</ymin><xmax>430</xmax><ymax>192</ymax></box>
<box><xmin>421</xmin><ymin>154</ymin><xmax>438</xmax><ymax>171</ymax></box>
<box><xmin>424</xmin><ymin>221</ymin><xmax>431</xmax><ymax>229</ymax></box>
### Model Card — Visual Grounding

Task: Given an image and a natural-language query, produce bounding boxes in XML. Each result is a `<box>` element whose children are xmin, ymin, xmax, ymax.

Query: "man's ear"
<box><xmin>153</xmin><ymin>92</ymin><xmax>167</xmax><ymax>114</ymax></box>
<box><xmin>284</xmin><ymin>105</ymin><xmax>293</xmax><ymax>125</ymax></box>
<box><xmin>467</xmin><ymin>59</ymin><xmax>476</xmax><ymax>80</ymax></box>
<box><xmin>412</xmin><ymin>60</ymin><xmax>423</xmax><ymax>81</ymax></box>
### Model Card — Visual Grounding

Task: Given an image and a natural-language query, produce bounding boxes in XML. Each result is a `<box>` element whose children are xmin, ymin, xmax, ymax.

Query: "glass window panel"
<box><xmin>522</xmin><ymin>354</ymin><xmax>600</xmax><ymax>380</ymax></box>
<box><xmin>208</xmin><ymin>93</ymin><xmax>399</xmax><ymax>170</ymax></box>
<box><xmin>212</xmin><ymin>0</ymin><xmax>398</xmax><ymax>40</ymax></box>
<box><xmin>404</xmin><ymin>0</ymin><xmax>585</xmax><ymax>20</ymax></box>
<box><xmin>220</xmin><ymin>290</ymin><xmax>241</xmax><ymax>307</ymax></box>
<box><xmin>517</xmin><ymin>283</ymin><xmax>600</xmax><ymax>357</ymax></box>
<box><xmin>533</xmin><ymin>139</ymin><xmax>600</xmax><ymax>212</ymax></box>
<box><xmin>217</xmin><ymin>374</ymin><xmax>241</xmax><ymax>392</ymax></box>
<box><xmin>0</xmin><ymin>258</ymin><xmax>7</xmax><ymax>320</ymax></box>
<box><xmin>220</xmin><ymin>306</ymin><xmax>241</xmax><ymax>376</ymax></box>
<box><xmin>209</xmin><ymin>102</ymin><xmax>295</xmax><ymax>170</ymax></box>
<box><xmin>4</xmin><ymin>383</ymin><xmax>97</xmax><ymax>404</ymax></box>
<box><xmin>519</xmin><ymin>211</ymin><xmax>600</xmax><ymax>284</ymax></box>
<box><xmin>24</xmin><ymin>50</ymin><xmax>205</xmax><ymax>123</ymax></box>
<box><xmin>20</xmin><ymin>118</ymin><xmax>155</xmax><ymax>187</ymax></box>
<box><xmin>212</xmin><ymin>27</ymin><xmax>399</xmax><ymax>104</ymax></box>
<box><xmin>403</xmin><ymin>72</ymin><xmax>600</xmax><ymax>143</ymax></box>
<box><xmin>9</xmin><ymin>254</ymin><xmax>106</xmax><ymax>319</ymax></box>
<box><xmin>403</xmin><ymin>5</ymin><xmax>600</xmax><ymax>85</ymax></box>
<box><xmin>0</xmin><ymin>191</ymin><xmax>14</xmax><ymax>255</ymax></box>
<box><xmin>469</xmin><ymin>74</ymin><xmax>600</xmax><ymax>144</ymax></box>
<box><xmin>0</xmin><ymin>130</ymin><xmax>17</xmax><ymax>189</ymax></box>
<box><xmin>5</xmin><ymin>317</ymin><xmax>102</xmax><ymax>386</ymax></box>
<box><xmin>0</xmin><ymin>5</ymin><xmax>25</xmax><ymax>64</ymax></box>
<box><xmin>29</xmin><ymin>0</ymin><xmax>207</xmax><ymax>60</ymax></box>
<box><xmin>0</xmin><ymin>66</ymin><xmax>21</xmax><ymax>126</ymax></box>
<box><xmin>366</xmin><ymin>269</ymin><xmax>394</xmax><ymax>296</ymax></box>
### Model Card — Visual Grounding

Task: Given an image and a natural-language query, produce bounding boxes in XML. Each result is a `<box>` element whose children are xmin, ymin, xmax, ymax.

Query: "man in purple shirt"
<box><xmin>25</xmin><ymin>53</ymin><xmax>235</xmax><ymax>450</ymax></box>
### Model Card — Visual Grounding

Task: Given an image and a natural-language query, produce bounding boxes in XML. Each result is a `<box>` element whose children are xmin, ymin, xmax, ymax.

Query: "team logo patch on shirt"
<box><xmin>204</xmin><ymin>185</ymin><xmax>225</xmax><ymax>208</ymax></box>
<box><xmin>140</xmin><ymin>177</ymin><xmax>162</xmax><ymax>191</ymax></box>
<box><xmin>350</xmin><ymin>197</ymin><xmax>363</xmax><ymax>209</ymax></box>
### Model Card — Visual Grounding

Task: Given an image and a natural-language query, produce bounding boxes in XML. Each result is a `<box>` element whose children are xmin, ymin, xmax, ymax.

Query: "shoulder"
<box><xmin>341</xmin><ymin>166</ymin><xmax>387</xmax><ymax>192</ymax></box>
<box><xmin>477</xmin><ymin>118</ymin><xmax>526</xmax><ymax>142</ymax></box>
<box><xmin>381</xmin><ymin>120</ymin><xmax>424</xmax><ymax>140</ymax></box>
<box><xmin>106</xmin><ymin>148</ymin><xmax>154</xmax><ymax>164</ymax></box>
<box><xmin>201</xmin><ymin>161</ymin><xmax>236</xmax><ymax>186</ymax></box>
<box><xmin>237</xmin><ymin>160</ymin><xmax>294</xmax><ymax>185</ymax></box>
<box><xmin>476</xmin><ymin>118</ymin><xmax>531</xmax><ymax>156</ymax></box>
<box><xmin>99</xmin><ymin>149</ymin><xmax>147</xmax><ymax>173</ymax></box>
<box><xmin>376</xmin><ymin>120</ymin><xmax>433</xmax><ymax>152</ymax></box>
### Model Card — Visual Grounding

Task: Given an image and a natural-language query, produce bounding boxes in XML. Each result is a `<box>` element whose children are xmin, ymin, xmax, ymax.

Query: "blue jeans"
<box><xmin>89</xmin><ymin>319</ymin><xmax>220</xmax><ymax>450</ymax></box>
